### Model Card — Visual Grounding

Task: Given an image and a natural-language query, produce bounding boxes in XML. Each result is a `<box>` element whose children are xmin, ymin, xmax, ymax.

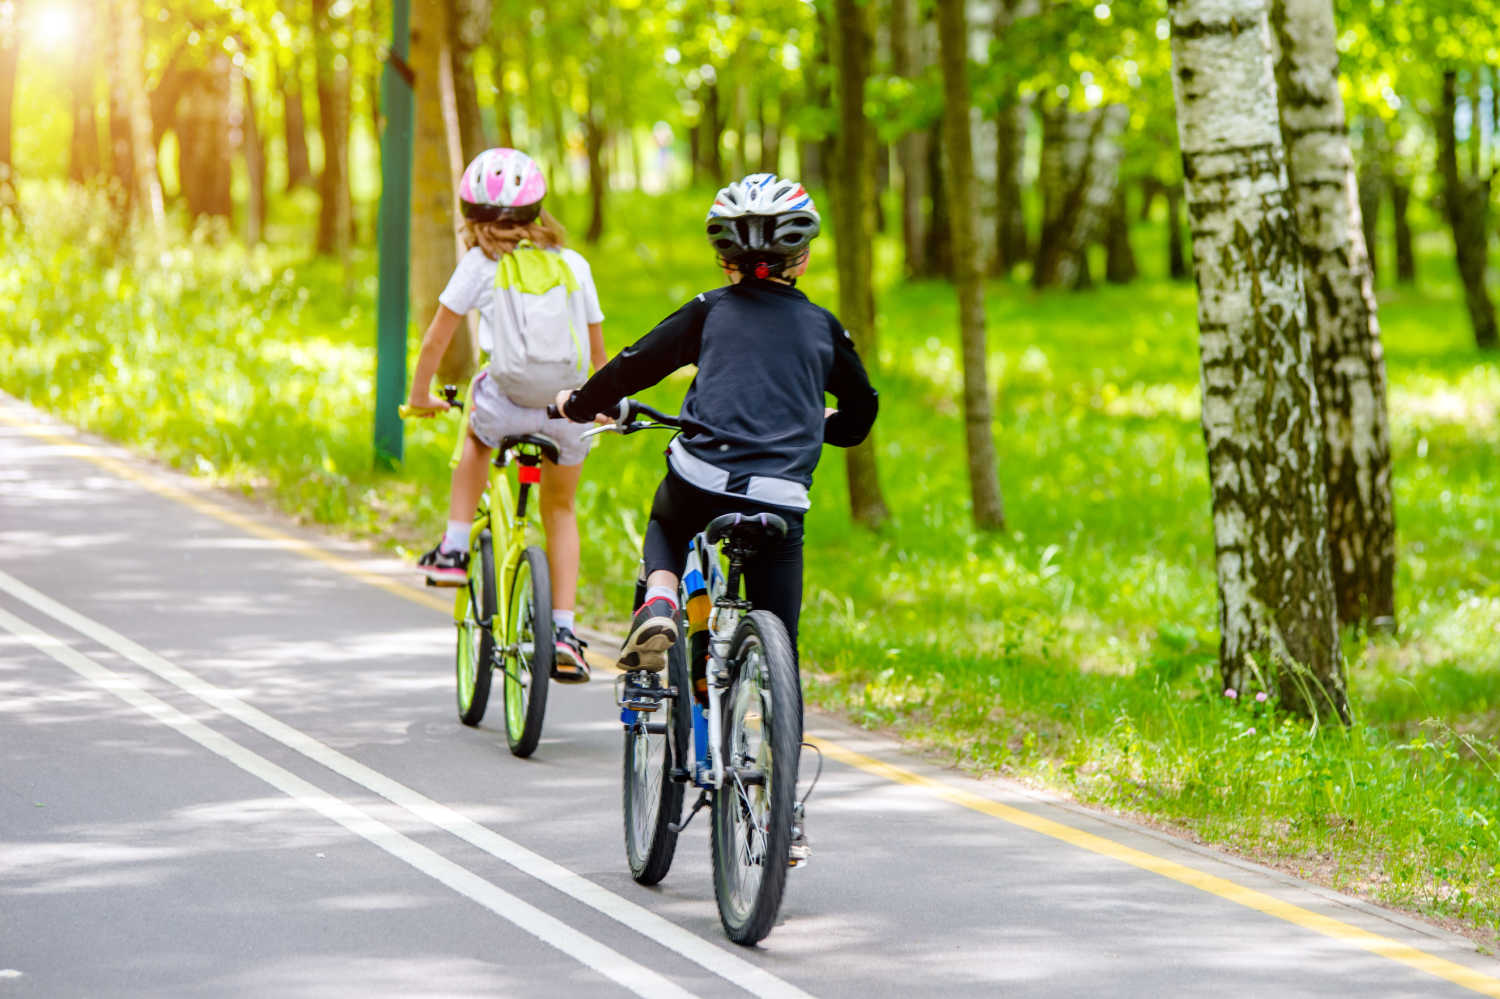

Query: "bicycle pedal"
<box><xmin>788</xmin><ymin>843</ymin><xmax>811</xmax><ymax>868</ymax></box>
<box><xmin>621</xmin><ymin>699</ymin><xmax>660</xmax><ymax>713</ymax></box>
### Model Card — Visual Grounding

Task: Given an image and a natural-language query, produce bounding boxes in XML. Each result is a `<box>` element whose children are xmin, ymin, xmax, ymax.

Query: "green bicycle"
<box><xmin>402</xmin><ymin>384</ymin><xmax>557</xmax><ymax>757</ymax></box>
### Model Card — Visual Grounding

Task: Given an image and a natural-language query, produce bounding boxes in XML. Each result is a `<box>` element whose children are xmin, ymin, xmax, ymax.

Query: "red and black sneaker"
<box><xmin>416</xmin><ymin>542</ymin><xmax>468</xmax><ymax>587</ymax></box>
<box><xmin>551</xmin><ymin>627</ymin><xmax>591</xmax><ymax>684</ymax></box>
<box><xmin>616</xmin><ymin>598</ymin><xmax>679</xmax><ymax>673</ymax></box>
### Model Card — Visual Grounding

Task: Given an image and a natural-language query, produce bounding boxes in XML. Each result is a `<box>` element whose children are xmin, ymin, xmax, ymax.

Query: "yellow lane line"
<box><xmin>7</xmin><ymin>405</ymin><xmax>1499</xmax><ymax>997</ymax></box>
<box><xmin>806</xmin><ymin>735</ymin><xmax>1500</xmax><ymax>997</ymax></box>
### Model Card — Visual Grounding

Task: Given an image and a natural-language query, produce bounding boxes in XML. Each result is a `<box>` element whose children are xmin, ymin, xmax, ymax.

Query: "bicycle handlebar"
<box><xmin>548</xmin><ymin>397</ymin><xmax>682</xmax><ymax>440</ymax></box>
<box><xmin>399</xmin><ymin>384</ymin><xmax>463</xmax><ymax>419</ymax></box>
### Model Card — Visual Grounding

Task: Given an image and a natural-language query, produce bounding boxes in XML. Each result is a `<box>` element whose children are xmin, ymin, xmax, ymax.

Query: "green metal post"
<box><xmin>374</xmin><ymin>0</ymin><xmax>414</xmax><ymax>468</ymax></box>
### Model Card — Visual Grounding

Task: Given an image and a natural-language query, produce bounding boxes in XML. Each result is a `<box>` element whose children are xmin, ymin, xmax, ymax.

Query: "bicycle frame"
<box><xmin>620</xmin><ymin>534</ymin><xmax>739</xmax><ymax>791</ymax></box>
<box><xmin>445</xmin><ymin>392</ymin><xmax>541</xmax><ymax>683</ymax></box>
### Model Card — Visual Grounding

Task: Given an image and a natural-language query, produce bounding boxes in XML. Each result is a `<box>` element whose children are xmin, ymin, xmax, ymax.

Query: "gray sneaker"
<box><xmin>617</xmin><ymin>598</ymin><xmax>679</xmax><ymax>672</ymax></box>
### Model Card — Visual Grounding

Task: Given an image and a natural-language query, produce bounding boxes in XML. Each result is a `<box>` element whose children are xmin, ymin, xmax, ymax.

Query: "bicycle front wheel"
<box><xmin>455</xmin><ymin>530</ymin><xmax>496</xmax><ymax>726</ymax></box>
<box><xmin>711</xmin><ymin>610</ymin><xmax>802</xmax><ymax>945</ymax></box>
<box><xmin>502</xmin><ymin>545</ymin><xmax>553</xmax><ymax>757</ymax></box>
<box><xmin>622</xmin><ymin>637</ymin><xmax>689</xmax><ymax>885</ymax></box>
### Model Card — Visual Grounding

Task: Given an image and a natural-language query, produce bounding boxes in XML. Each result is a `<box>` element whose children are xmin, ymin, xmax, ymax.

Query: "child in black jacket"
<box><xmin>556</xmin><ymin>173</ymin><xmax>878</xmax><ymax>673</ymax></box>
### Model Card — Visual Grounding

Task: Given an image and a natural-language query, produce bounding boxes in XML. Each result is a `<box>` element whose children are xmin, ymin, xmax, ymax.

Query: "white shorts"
<box><xmin>467</xmin><ymin>372</ymin><xmax>593</xmax><ymax>467</ymax></box>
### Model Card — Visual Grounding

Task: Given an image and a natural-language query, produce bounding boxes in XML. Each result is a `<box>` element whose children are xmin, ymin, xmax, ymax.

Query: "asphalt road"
<box><xmin>4</xmin><ymin>394</ymin><xmax>1499</xmax><ymax>998</ymax></box>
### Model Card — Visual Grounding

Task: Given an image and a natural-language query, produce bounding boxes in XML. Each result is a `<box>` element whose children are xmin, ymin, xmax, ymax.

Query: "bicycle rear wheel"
<box><xmin>711</xmin><ymin>610</ymin><xmax>802</xmax><ymax>945</ymax></box>
<box><xmin>455</xmin><ymin>530</ymin><xmax>496</xmax><ymax>726</ymax></box>
<box><xmin>622</xmin><ymin>636</ymin><xmax>690</xmax><ymax>884</ymax></box>
<box><xmin>502</xmin><ymin>545</ymin><xmax>552</xmax><ymax>757</ymax></box>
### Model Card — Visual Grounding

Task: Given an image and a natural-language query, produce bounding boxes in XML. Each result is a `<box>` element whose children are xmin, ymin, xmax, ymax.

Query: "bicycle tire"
<box><xmin>455</xmin><ymin>530</ymin><xmax>496</xmax><ymax>726</ymax></box>
<box><xmin>711</xmin><ymin>609</ymin><xmax>802</xmax><ymax>945</ymax></box>
<box><xmin>502</xmin><ymin>545</ymin><xmax>553</xmax><ymax>757</ymax></box>
<box><xmin>621</xmin><ymin>636</ymin><xmax>689</xmax><ymax>885</ymax></box>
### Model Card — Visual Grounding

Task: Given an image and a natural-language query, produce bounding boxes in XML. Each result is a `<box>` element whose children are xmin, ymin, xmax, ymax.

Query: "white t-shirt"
<box><xmin>438</xmin><ymin>245</ymin><xmax>605</xmax><ymax>356</ymax></box>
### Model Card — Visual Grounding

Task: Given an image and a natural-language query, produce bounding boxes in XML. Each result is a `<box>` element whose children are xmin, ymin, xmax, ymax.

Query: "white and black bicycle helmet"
<box><xmin>706</xmin><ymin>173</ymin><xmax>821</xmax><ymax>278</ymax></box>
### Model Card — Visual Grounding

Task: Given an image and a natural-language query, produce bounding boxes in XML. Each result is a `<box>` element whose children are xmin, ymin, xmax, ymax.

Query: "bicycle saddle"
<box><xmin>500</xmin><ymin>434</ymin><xmax>561</xmax><ymax>466</ymax></box>
<box><xmin>705</xmin><ymin>511</ymin><xmax>788</xmax><ymax>548</ymax></box>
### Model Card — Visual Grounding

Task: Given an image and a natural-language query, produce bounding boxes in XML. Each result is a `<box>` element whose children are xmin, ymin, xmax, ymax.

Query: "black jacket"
<box><xmin>568</xmin><ymin>278</ymin><xmax>878</xmax><ymax>510</ymax></box>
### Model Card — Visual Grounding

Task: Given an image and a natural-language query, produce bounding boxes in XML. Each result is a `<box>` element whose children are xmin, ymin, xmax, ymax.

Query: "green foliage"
<box><xmin>4</xmin><ymin>180</ymin><xmax>1500</xmax><ymax>942</ymax></box>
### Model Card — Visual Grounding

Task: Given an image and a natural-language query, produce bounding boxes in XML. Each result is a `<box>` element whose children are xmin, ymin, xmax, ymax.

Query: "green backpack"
<box><xmin>489</xmin><ymin>241</ymin><xmax>588</xmax><ymax>408</ymax></box>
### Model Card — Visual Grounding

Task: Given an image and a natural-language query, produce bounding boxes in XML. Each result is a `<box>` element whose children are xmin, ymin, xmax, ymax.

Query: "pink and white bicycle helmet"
<box><xmin>459</xmin><ymin>147</ymin><xmax>547</xmax><ymax>223</ymax></box>
<box><xmin>706</xmin><ymin>173</ymin><xmax>821</xmax><ymax>278</ymax></box>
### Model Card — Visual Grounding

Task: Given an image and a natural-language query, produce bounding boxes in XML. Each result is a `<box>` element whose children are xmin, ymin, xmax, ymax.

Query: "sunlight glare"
<box><xmin>30</xmin><ymin>3</ymin><xmax>75</xmax><ymax>49</ymax></box>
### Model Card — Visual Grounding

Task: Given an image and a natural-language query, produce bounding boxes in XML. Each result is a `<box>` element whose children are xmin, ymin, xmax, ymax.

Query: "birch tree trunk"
<box><xmin>1169</xmin><ymin>0</ymin><xmax>1347</xmax><ymax>721</ymax></box>
<box><xmin>1271</xmin><ymin>0</ymin><xmax>1396</xmax><ymax>628</ymax></box>
<box><xmin>1033</xmin><ymin>105</ymin><xmax>1102</xmax><ymax>288</ymax></box>
<box><xmin>829</xmin><ymin>0</ymin><xmax>890</xmax><ymax>529</ymax></box>
<box><xmin>936</xmin><ymin>0</ymin><xmax>1006</xmax><ymax>530</ymax></box>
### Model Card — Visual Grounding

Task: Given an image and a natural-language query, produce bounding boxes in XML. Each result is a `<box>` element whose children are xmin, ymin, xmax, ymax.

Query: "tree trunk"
<box><xmin>759</xmin><ymin>88</ymin><xmax>782</xmax><ymax>173</ymax></box>
<box><xmin>991</xmin><ymin>0</ymin><xmax>1029</xmax><ymax>275</ymax></box>
<box><xmin>799</xmin><ymin>7</ymin><xmax>831</xmax><ymax>190</ymax></box>
<box><xmin>1104</xmin><ymin>186</ymin><xmax>1138</xmax><ymax>284</ymax></box>
<box><xmin>447</xmin><ymin>0</ymin><xmax>490</xmax><ymax>163</ymax></box>
<box><xmin>936</xmin><ymin>0</ymin><xmax>1006</xmax><ymax>530</ymax></box>
<box><xmin>111</xmin><ymin>0</ymin><xmax>163</xmax><ymax>230</ymax></box>
<box><xmin>584</xmin><ymin>82</ymin><xmax>607</xmax><ymax>243</ymax></box>
<box><xmin>178</xmin><ymin>60</ymin><xmax>235</xmax><ymax>222</ymax></box>
<box><xmin>0</xmin><ymin>3</ymin><xmax>18</xmax><ymax>219</ymax></box>
<box><xmin>1437</xmin><ymin>71</ymin><xmax>1498</xmax><ymax>351</ymax></box>
<box><xmin>314</xmin><ymin>0</ymin><xmax>352</xmax><ymax>258</ymax></box>
<box><xmin>1272</xmin><ymin>0</ymin><xmax>1397</xmax><ymax>629</ymax></box>
<box><xmin>1169</xmin><ymin>0</ymin><xmax>1347</xmax><ymax>722</ymax></box>
<box><xmin>924</xmin><ymin>118</ymin><xmax>954</xmax><ymax>278</ymax></box>
<box><xmin>1033</xmin><ymin>104</ymin><xmax>1111</xmax><ymax>289</ymax></box>
<box><xmin>69</xmin><ymin>30</ymin><xmax>101</xmax><ymax>185</ymax></box>
<box><xmin>993</xmin><ymin>101</ymin><xmax>1029</xmax><ymax>274</ymax></box>
<box><xmin>491</xmin><ymin>34</ymin><xmax>513</xmax><ymax>149</ymax></box>
<box><xmin>700</xmin><ymin>80</ymin><xmax>724</xmax><ymax>179</ymax></box>
<box><xmin>1074</xmin><ymin>103</ymin><xmax>1128</xmax><ymax>286</ymax></box>
<box><xmin>240</xmin><ymin>59</ymin><xmax>267</xmax><ymax>245</ymax></box>
<box><xmin>1166</xmin><ymin>182</ymin><xmax>1189</xmax><ymax>279</ymax></box>
<box><xmin>1391</xmin><ymin>176</ymin><xmax>1415</xmax><ymax>283</ymax></box>
<box><xmin>1139</xmin><ymin>175</ymin><xmax>1163</xmax><ymax>221</ymax></box>
<box><xmin>828</xmin><ymin>0</ymin><xmax>890</xmax><ymax>529</ymax></box>
<box><xmin>890</xmin><ymin>0</ymin><xmax>932</xmax><ymax>278</ymax></box>
<box><xmin>280</xmin><ymin>53</ymin><xmax>315</xmax><ymax>191</ymax></box>
<box><xmin>1355</xmin><ymin>120</ymin><xmax>1381</xmax><ymax>282</ymax></box>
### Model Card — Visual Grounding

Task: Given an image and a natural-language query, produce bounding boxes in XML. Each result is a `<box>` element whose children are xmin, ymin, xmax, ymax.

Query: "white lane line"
<box><xmin>0</xmin><ymin>568</ymin><xmax>816</xmax><ymax>999</ymax></box>
<box><xmin>0</xmin><ymin>606</ymin><xmax>695</xmax><ymax>999</ymax></box>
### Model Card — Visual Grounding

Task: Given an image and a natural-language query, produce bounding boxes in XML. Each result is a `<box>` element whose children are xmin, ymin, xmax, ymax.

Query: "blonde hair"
<box><xmin>463</xmin><ymin>210</ymin><xmax>568</xmax><ymax>260</ymax></box>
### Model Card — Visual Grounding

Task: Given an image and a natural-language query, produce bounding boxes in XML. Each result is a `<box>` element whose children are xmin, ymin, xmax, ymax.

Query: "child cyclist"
<box><xmin>553</xmin><ymin>174</ymin><xmax>878</xmax><ymax>674</ymax></box>
<box><xmin>407</xmin><ymin>147</ymin><xmax>605</xmax><ymax>682</ymax></box>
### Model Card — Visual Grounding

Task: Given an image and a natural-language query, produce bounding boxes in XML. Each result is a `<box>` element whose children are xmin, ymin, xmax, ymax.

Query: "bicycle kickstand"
<box><xmin>668</xmin><ymin>790</ymin><xmax>709</xmax><ymax>835</ymax></box>
<box><xmin>789</xmin><ymin>741</ymin><xmax>824</xmax><ymax>868</ymax></box>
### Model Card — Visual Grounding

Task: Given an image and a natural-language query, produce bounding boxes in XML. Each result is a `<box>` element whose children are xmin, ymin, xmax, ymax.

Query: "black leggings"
<box><xmin>640</xmin><ymin>470</ymin><xmax>806</xmax><ymax>660</ymax></box>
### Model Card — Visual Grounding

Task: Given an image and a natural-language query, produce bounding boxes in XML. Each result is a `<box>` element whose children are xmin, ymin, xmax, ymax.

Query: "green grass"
<box><xmin>3</xmin><ymin>181</ymin><xmax>1498</xmax><ymax>943</ymax></box>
